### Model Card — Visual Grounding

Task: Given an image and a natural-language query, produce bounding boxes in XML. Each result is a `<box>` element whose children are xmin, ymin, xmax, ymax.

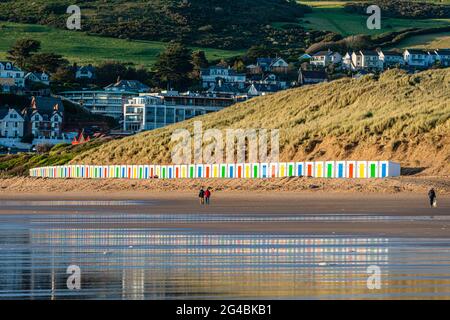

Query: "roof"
<box><xmin>206</xmin><ymin>82</ymin><xmax>242</xmax><ymax>94</ymax></box>
<box><xmin>248</xmin><ymin>83</ymin><xmax>279</xmax><ymax>93</ymax></box>
<box><xmin>201</xmin><ymin>66</ymin><xmax>244</xmax><ymax>77</ymax></box>
<box><xmin>436</xmin><ymin>49</ymin><xmax>450</xmax><ymax>56</ymax></box>
<box><xmin>312</xmin><ymin>51</ymin><xmax>332</xmax><ymax>57</ymax></box>
<box><xmin>0</xmin><ymin>108</ymin><xmax>23</xmax><ymax>120</ymax></box>
<box><xmin>77</xmin><ymin>65</ymin><xmax>96</xmax><ymax>73</ymax></box>
<box><xmin>405</xmin><ymin>49</ymin><xmax>429</xmax><ymax>54</ymax></box>
<box><xmin>300</xmin><ymin>70</ymin><xmax>327</xmax><ymax>80</ymax></box>
<box><xmin>25</xmin><ymin>72</ymin><xmax>49</xmax><ymax>81</ymax></box>
<box><xmin>360</xmin><ymin>50</ymin><xmax>379</xmax><ymax>56</ymax></box>
<box><xmin>104</xmin><ymin>80</ymin><xmax>150</xmax><ymax>93</ymax></box>
<box><xmin>0</xmin><ymin>61</ymin><xmax>23</xmax><ymax>72</ymax></box>
<box><xmin>22</xmin><ymin>96</ymin><xmax>64</xmax><ymax>118</ymax></box>
<box><xmin>380</xmin><ymin>50</ymin><xmax>402</xmax><ymax>57</ymax></box>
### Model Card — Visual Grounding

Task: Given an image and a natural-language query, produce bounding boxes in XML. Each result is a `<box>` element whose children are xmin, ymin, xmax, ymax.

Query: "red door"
<box><xmin>307</xmin><ymin>164</ymin><xmax>312</xmax><ymax>177</ymax></box>
<box><xmin>349</xmin><ymin>164</ymin><xmax>354</xmax><ymax>178</ymax></box>
<box><xmin>206</xmin><ymin>166</ymin><xmax>210</xmax><ymax>178</ymax></box>
<box><xmin>238</xmin><ymin>166</ymin><xmax>242</xmax><ymax>178</ymax></box>
<box><xmin>176</xmin><ymin>167</ymin><xmax>179</xmax><ymax>178</ymax></box>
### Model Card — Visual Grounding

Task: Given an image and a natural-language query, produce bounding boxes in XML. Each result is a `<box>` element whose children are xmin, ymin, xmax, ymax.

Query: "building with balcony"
<box><xmin>123</xmin><ymin>91</ymin><xmax>244</xmax><ymax>133</ymax></box>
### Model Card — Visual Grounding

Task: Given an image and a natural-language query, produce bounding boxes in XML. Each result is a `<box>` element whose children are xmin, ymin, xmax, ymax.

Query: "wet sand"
<box><xmin>0</xmin><ymin>191</ymin><xmax>449</xmax><ymax>238</ymax></box>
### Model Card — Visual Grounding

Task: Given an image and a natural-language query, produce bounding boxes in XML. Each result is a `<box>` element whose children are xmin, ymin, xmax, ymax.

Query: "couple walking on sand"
<box><xmin>199</xmin><ymin>187</ymin><xmax>212</xmax><ymax>205</ymax></box>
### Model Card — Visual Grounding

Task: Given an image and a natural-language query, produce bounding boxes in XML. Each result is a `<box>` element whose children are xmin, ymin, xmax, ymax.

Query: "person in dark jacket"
<box><xmin>428</xmin><ymin>188</ymin><xmax>437</xmax><ymax>208</ymax></box>
<box><xmin>199</xmin><ymin>187</ymin><xmax>205</xmax><ymax>205</ymax></box>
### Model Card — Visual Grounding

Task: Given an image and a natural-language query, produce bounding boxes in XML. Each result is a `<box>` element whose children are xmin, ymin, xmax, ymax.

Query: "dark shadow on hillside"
<box><xmin>401</xmin><ymin>167</ymin><xmax>426</xmax><ymax>176</ymax></box>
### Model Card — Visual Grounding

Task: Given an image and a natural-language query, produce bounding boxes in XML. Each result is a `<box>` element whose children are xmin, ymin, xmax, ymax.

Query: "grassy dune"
<box><xmin>0</xmin><ymin>23</ymin><xmax>243</xmax><ymax>68</ymax></box>
<box><xmin>298</xmin><ymin>1</ymin><xmax>450</xmax><ymax>36</ymax></box>
<box><xmin>390</xmin><ymin>31</ymin><xmax>450</xmax><ymax>49</ymax></box>
<box><xmin>71</xmin><ymin>68</ymin><xmax>450</xmax><ymax>176</ymax></box>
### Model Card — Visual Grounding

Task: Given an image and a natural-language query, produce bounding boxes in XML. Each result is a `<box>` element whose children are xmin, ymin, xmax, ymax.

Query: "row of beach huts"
<box><xmin>30</xmin><ymin>161</ymin><xmax>401</xmax><ymax>179</ymax></box>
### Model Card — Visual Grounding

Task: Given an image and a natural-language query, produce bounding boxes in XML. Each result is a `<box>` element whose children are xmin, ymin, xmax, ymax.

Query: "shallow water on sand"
<box><xmin>1</xmin><ymin>210</ymin><xmax>450</xmax><ymax>299</ymax></box>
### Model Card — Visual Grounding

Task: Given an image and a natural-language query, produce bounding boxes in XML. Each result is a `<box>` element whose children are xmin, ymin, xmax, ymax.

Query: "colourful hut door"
<box><xmin>327</xmin><ymin>164</ymin><xmax>333</xmax><ymax>178</ymax></box>
<box><xmin>370</xmin><ymin>164</ymin><xmax>376</xmax><ymax>178</ymax></box>
<box><xmin>205</xmin><ymin>166</ymin><xmax>210</xmax><ymax>178</ymax></box>
<box><xmin>307</xmin><ymin>164</ymin><xmax>312</xmax><ymax>177</ymax></box>
<box><xmin>381</xmin><ymin>163</ymin><xmax>387</xmax><ymax>178</ymax></box>
<box><xmin>253</xmin><ymin>165</ymin><xmax>258</xmax><ymax>178</ymax></box>
<box><xmin>348</xmin><ymin>164</ymin><xmax>354</xmax><ymax>178</ymax></box>
<box><xmin>221</xmin><ymin>166</ymin><xmax>226</xmax><ymax>178</ymax></box>
<box><xmin>338</xmin><ymin>164</ymin><xmax>344</xmax><ymax>178</ymax></box>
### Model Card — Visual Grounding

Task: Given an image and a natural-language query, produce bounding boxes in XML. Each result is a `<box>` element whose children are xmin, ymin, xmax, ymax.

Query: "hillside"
<box><xmin>0</xmin><ymin>0</ymin><xmax>317</xmax><ymax>50</ymax></box>
<box><xmin>71</xmin><ymin>68</ymin><xmax>450</xmax><ymax>176</ymax></box>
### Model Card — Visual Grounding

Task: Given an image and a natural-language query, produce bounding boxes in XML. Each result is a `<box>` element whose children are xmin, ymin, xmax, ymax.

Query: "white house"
<box><xmin>351</xmin><ymin>50</ymin><xmax>383</xmax><ymax>71</ymax></box>
<box><xmin>24</xmin><ymin>72</ymin><xmax>51</xmax><ymax>86</ymax></box>
<box><xmin>310</xmin><ymin>51</ymin><xmax>333</xmax><ymax>67</ymax></box>
<box><xmin>75</xmin><ymin>65</ymin><xmax>96</xmax><ymax>80</ymax></box>
<box><xmin>0</xmin><ymin>61</ymin><xmax>25</xmax><ymax>92</ymax></box>
<box><xmin>342</xmin><ymin>52</ymin><xmax>353</xmax><ymax>70</ymax></box>
<box><xmin>201</xmin><ymin>66</ymin><xmax>246</xmax><ymax>89</ymax></box>
<box><xmin>377</xmin><ymin>50</ymin><xmax>405</xmax><ymax>68</ymax></box>
<box><xmin>0</xmin><ymin>108</ymin><xmax>25</xmax><ymax>138</ymax></box>
<box><xmin>403</xmin><ymin>49</ymin><xmax>432</xmax><ymax>68</ymax></box>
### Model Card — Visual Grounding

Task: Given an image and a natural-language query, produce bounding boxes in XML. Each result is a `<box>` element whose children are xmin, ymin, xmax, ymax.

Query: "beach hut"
<box><xmin>346</xmin><ymin>161</ymin><xmax>357</xmax><ymax>178</ymax></box>
<box><xmin>368</xmin><ymin>161</ymin><xmax>379</xmax><ymax>178</ymax></box>
<box><xmin>278</xmin><ymin>163</ymin><xmax>287</xmax><ymax>177</ymax></box>
<box><xmin>204</xmin><ymin>164</ymin><xmax>212</xmax><ymax>178</ymax></box>
<box><xmin>314</xmin><ymin>161</ymin><xmax>325</xmax><ymax>178</ymax></box>
<box><xmin>335</xmin><ymin>161</ymin><xmax>346</xmax><ymax>178</ymax></box>
<box><xmin>212</xmin><ymin>164</ymin><xmax>220</xmax><ymax>178</ymax></box>
<box><xmin>357</xmin><ymin>161</ymin><xmax>368</xmax><ymax>178</ymax></box>
<box><xmin>167</xmin><ymin>165</ymin><xmax>174</xmax><ymax>179</ymax></box>
<box><xmin>296</xmin><ymin>162</ymin><xmax>304</xmax><ymax>177</ymax></box>
<box><xmin>305</xmin><ymin>162</ymin><xmax>314</xmax><ymax>177</ymax></box>
<box><xmin>379</xmin><ymin>161</ymin><xmax>401</xmax><ymax>177</ymax></box>
<box><xmin>260</xmin><ymin>163</ymin><xmax>269</xmax><ymax>178</ymax></box>
<box><xmin>174</xmin><ymin>165</ymin><xmax>180</xmax><ymax>178</ymax></box>
<box><xmin>269</xmin><ymin>163</ymin><xmax>278</xmax><ymax>178</ymax></box>
<box><xmin>244</xmin><ymin>163</ymin><xmax>252</xmax><ymax>178</ymax></box>
<box><xmin>180</xmin><ymin>165</ymin><xmax>188</xmax><ymax>178</ymax></box>
<box><xmin>196</xmin><ymin>164</ymin><xmax>204</xmax><ymax>178</ymax></box>
<box><xmin>228</xmin><ymin>164</ymin><xmax>236</xmax><ymax>178</ymax></box>
<box><xmin>325</xmin><ymin>161</ymin><xmax>335</xmax><ymax>178</ymax></box>
<box><xmin>188</xmin><ymin>164</ymin><xmax>195</xmax><ymax>179</ymax></box>
<box><xmin>287</xmin><ymin>162</ymin><xmax>296</xmax><ymax>177</ymax></box>
<box><xmin>137</xmin><ymin>165</ymin><xmax>144</xmax><ymax>179</ymax></box>
<box><xmin>161</xmin><ymin>166</ymin><xmax>168</xmax><ymax>179</ymax></box>
<box><xmin>236</xmin><ymin>163</ymin><xmax>244</xmax><ymax>178</ymax></box>
<box><xmin>252</xmin><ymin>163</ymin><xmax>260</xmax><ymax>178</ymax></box>
<box><xmin>155</xmin><ymin>165</ymin><xmax>161</xmax><ymax>179</ymax></box>
<box><xmin>220</xmin><ymin>164</ymin><xmax>227</xmax><ymax>178</ymax></box>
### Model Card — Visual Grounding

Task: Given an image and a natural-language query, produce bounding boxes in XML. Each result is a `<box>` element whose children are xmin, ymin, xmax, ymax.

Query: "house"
<box><xmin>0</xmin><ymin>61</ymin><xmax>25</xmax><ymax>92</ymax></box>
<box><xmin>377</xmin><ymin>50</ymin><xmax>404</xmax><ymax>68</ymax></box>
<box><xmin>24</xmin><ymin>72</ymin><xmax>51</xmax><ymax>86</ymax></box>
<box><xmin>206</xmin><ymin>80</ymin><xmax>243</xmax><ymax>97</ymax></box>
<box><xmin>299</xmin><ymin>53</ymin><xmax>312</xmax><ymax>62</ymax></box>
<box><xmin>255</xmin><ymin>57</ymin><xmax>289</xmax><ymax>74</ymax></box>
<box><xmin>310</xmin><ymin>50</ymin><xmax>342</xmax><ymax>68</ymax></box>
<box><xmin>201</xmin><ymin>66</ymin><xmax>246</xmax><ymax>89</ymax></box>
<box><xmin>0</xmin><ymin>108</ymin><xmax>25</xmax><ymax>138</ymax></box>
<box><xmin>75</xmin><ymin>65</ymin><xmax>96</xmax><ymax>80</ymax></box>
<box><xmin>104</xmin><ymin>80</ymin><xmax>150</xmax><ymax>93</ymax></box>
<box><xmin>434</xmin><ymin>49</ymin><xmax>450</xmax><ymax>67</ymax></box>
<box><xmin>403</xmin><ymin>49</ymin><xmax>431</xmax><ymax>68</ymax></box>
<box><xmin>298</xmin><ymin>70</ymin><xmax>328</xmax><ymax>85</ymax></box>
<box><xmin>246</xmin><ymin>64</ymin><xmax>261</xmax><ymax>75</ymax></box>
<box><xmin>351</xmin><ymin>51</ymin><xmax>383</xmax><ymax>71</ymax></box>
<box><xmin>342</xmin><ymin>52</ymin><xmax>353</xmax><ymax>70</ymax></box>
<box><xmin>22</xmin><ymin>96</ymin><xmax>64</xmax><ymax>139</ymax></box>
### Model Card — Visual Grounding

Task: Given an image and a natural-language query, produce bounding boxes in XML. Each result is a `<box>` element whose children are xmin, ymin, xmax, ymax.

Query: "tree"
<box><xmin>246</xmin><ymin>45</ymin><xmax>278</xmax><ymax>62</ymax></box>
<box><xmin>191</xmin><ymin>50</ymin><xmax>209</xmax><ymax>79</ymax></box>
<box><xmin>52</xmin><ymin>66</ymin><xmax>76</xmax><ymax>83</ymax></box>
<box><xmin>28</xmin><ymin>53</ymin><xmax>69</xmax><ymax>74</ymax></box>
<box><xmin>7</xmin><ymin>39</ymin><xmax>41</xmax><ymax>69</ymax></box>
<box><xmin>232</xmin><ymin>59</ymin><xmax>246</xmax><ymax>73</ymax></box>
<box><xmin>95</xmin><ymin>61</ymin><xmax>129</xmax><ymax>86</ymax></box>
<box><xmin>153</xmin><ymin>42</ymin><xmax>194</xmax><ymax>90</ymax></box>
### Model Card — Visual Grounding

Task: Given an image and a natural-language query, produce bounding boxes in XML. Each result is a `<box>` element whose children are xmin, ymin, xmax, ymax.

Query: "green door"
<box><xmin>370</xmin><ymin>164</ymin><xmax>376</xmax><ymax>178</ymax></box>
<box><xmin>327</xmin><ymin>164</ymin><xmax>333</xmax><ymax>178</ymax></box>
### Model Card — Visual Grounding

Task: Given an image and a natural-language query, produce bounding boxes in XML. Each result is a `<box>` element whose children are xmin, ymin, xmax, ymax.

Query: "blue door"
<box><xmin>338</xmin><ymin>164</ymin><xmax>344</xmax><ymax>178</ymax></box>
<box><xmin>381</xmin><ymin>163</ymin><xmax>387</xmax><ymax>178</ymax></box>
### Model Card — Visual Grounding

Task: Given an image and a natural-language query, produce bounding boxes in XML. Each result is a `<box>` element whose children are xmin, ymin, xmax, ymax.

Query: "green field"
<box><xmin>298</xmin><ymin>1</ymin><xmax>450</xmax><ymax>36</ymax></box>
<box><xmin>389</xmin><ymin>31</ymin><xmax>450</xmax><ymax>49</ymax></box>
<box><xmin>0</xmin><ymin>23</ymin><xmax>244</xmax><ymax>68</ymax></box>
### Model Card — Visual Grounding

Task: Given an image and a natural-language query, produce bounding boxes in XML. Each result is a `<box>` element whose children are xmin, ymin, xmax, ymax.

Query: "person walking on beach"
<box><xmin>205</xmin><ymin>187</ymin><xmax>212</xmax><ymax>205</ymax></box>
<box><xmin>428</xmin><ymin>188</ymin><xmax>437</xmax><ymax>208</ymax></box>
<box><xmin>199</xmin><ymin>187</ymin><xmax>205</xmax><ymax>205</ymax></box>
